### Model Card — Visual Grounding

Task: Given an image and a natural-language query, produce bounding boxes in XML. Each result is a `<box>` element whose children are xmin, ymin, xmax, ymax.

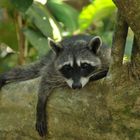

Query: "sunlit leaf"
<box><xmin>26</xmin><ymin>3</ymin><xmax>53</xmax><ymax>38</ymax></box>
<box><xmin>47</xmin><ymin>0</ymin><xmax>79</xmax><ymax>33</ymax></box>
<box><xmin>23</xmin><ymin>27</ymin><xmax>49</xmax><ymax>56</ymax></box>
<box><xmin>79</xmin><ymin>0</ymin><xmax>116</xmax><ymax>30</ymax></box>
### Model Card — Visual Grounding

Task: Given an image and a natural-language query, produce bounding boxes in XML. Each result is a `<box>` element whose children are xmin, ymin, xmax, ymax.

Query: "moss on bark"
<box><xmin>0</xmin><ymin>67</ymin><xmax>140</xmax><ymax>140</ymax></box>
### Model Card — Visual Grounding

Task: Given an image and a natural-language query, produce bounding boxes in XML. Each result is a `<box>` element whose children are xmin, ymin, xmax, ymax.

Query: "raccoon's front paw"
<box><xmin>36</xmin><ymin>119</ymin><xmax>47</xmax><ymax>137</ymax></box>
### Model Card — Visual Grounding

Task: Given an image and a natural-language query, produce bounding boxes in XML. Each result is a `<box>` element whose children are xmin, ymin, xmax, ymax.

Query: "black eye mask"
<box><xmin>59</xmin><ymin>64</ymin><xmax>73</xmax><ymax>79</ymax></box>
<box><xmin>80</xmin><ymin>63</ymin><xmax>97</xmax><ymax>77</ymax></box>
<box><xmin>59</xmin><ymin>62</ymin><xmax>97</xmax><ymax>79</ymax></box>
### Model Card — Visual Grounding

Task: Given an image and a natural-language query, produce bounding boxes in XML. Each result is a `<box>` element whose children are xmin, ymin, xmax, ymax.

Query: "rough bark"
<box><xmin>110</xmin><ymin>11</ymin><xmax>128</xmax><ymax>79</ymax></box>
<box><xmin>0</xmin><ymin>71</ymin><xmax>140</xmax><ymax>140</ymax></box>
<box><xmin>113</xmin><ymin>0</ymin><xmax>140</xmax><ymax>76</ymax></box>
<box><xmin>130</xmin><ymin>37</ymin><xmax>140</xmax><ymax>80</ymax></box>
<box><xmin>113</xmin><ymin>0</ymin><xmax>140</xmax><ymax>43</ymax></box>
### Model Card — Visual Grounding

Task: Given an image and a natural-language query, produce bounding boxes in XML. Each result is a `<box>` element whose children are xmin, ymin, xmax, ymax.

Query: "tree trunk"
<box><xmin>0</xmin><ymin>1</ymin><xmax>140</xmax><ymax>140</ymax></box>
<box><xmin>113</xmin><ymin>0</ymin><xmax>140</xmax><ymax>78</ymax></box>
<box><xmin>0</xmin><ymin>69</ymin><xmax>139</xmax><ymax>140</ymax></box>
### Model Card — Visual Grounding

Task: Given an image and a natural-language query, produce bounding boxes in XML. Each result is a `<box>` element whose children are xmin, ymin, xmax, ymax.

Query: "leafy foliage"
<box><xmin>23</xmin><ymin>27</ymin><xmax>50</xmax><ymax>56</ymax></box>
<box><xmin>79</xmin><ymin>0</ymin><xmax>116</xmax><ymax>45</ymax></box>
<box><xmin>0</xmin><ymin>0</ymin><xmax>11</xmax><ymax>8</ymax></box>
<box><xmin>78</xmin><ymin>0</ymin><xmax>133</xmax><ymax>57</ymax></box>
<box><xmin>47</xmin><ymin>0</ymin><xmax>79</xmax><ymax>33</ymax></box>
<box><xmin>0</xmin><ymin>0</ymin><xmax>79</xmax><ymax>71</ymax></box>
<box><xmin>0</xmin><ymin>0</ymin><xmax>133</xmax><ymax>72</ymax></box>
<box><xmin>26</xmin><ymin>3</ymin><xmax>53</xmax><ymax>37</ymax></box>
<box><xmin>79</xmin><ymin>0</ymin><xmax>116</xmax><ymax>30</ymax></box>
<box><xmin>11</xmin><ymin>0</ymin><xmax>33</xmax><ymax>12</ymax></box>
<box><xmin>23</xmin><ymin>1</ymin><xmax>79</xmax><ymax>56</ymax></box>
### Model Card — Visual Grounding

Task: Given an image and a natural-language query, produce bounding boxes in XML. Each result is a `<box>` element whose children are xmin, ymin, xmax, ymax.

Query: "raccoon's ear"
<box><xmin>48</xmin><ymin>38</ymin><xmax>62</xmax><ymax>54</ymax></box>
<box><xmin>88</xmin><ymin>36</ymin><xmax>102</xmax><ymax>54</ymax></box>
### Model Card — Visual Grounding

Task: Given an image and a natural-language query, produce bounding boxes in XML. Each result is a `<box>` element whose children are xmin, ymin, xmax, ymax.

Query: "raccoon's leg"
<box><xmin>36</xmin><ymin>73</ymin><xmax>65</xmax><ymax>137</ymax></box>
<box><xmin>0</xmin><ymin>61</ymin><xmax>45</xmax><ymax>89</ymax></box>
<box><xmin>36</xmin><ymin>77</ymin><xmax>53</xmax><ymax>137</ymax></box>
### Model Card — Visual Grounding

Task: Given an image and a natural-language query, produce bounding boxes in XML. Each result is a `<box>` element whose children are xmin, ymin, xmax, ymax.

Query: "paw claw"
<box><xmin>36</xmin><ymin>120</ymin><xmax>47</xmax><ymax>137</ymax></box>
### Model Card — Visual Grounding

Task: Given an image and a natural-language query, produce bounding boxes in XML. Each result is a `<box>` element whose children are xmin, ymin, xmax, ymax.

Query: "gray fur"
<box><xmin>0</xmin><ymin>35</ymin><xmax>111</xmax><ymax>137</ymax></box>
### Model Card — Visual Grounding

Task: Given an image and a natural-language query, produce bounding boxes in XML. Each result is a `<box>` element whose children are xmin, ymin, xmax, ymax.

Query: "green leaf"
<box><xmin>47</xmin><ymin>0</ymin><xmax>79</xmax><ymax>33</ymax></box>
<box><xmin>79</xmin><ymin>0</ymin><xmax>116</xmax><ymax>30</ymax></box>
<box><xmin>10</xmin><ymin>0</ymin><xmax>33</xmax><ymax>12</ymax></box>
<box><xmin>26</xmin><ymin>3</ymin><xmax>53</xmax><ymax>38</ymax></box>
<box><xmin>23</xmin><ymin>28</ymin><xmax>49</xmax><ymax>56</ymax></box>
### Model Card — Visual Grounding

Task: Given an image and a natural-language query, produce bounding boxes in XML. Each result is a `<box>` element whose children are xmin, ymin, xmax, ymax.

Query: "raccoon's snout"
<box><xmin>72</xmin><ymin>83</ymin><xmax>82</xmax><ymax>89</ymax></box>
<box><xmin>66</xmin><ymin>77</ymin><xmax>89</xmax><ymax>89</ymax></box>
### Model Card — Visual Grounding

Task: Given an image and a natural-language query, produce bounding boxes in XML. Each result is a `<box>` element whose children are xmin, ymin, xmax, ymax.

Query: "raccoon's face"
<box><xmin>49</xmin><ymin>36</ymin><xmax>102</xmax><ymax>89</ymax></box>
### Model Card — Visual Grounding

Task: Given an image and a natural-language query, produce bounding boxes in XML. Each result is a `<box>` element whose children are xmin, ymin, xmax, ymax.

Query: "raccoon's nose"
<box><xmin>72</xmin><ymin>83</ymin><xmax>82</xmax><ymax>89</ymax></box>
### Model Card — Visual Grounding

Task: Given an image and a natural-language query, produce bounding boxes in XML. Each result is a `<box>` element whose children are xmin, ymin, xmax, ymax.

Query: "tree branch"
<box><xmin>110</xmin><ymin>11</ymin><xmax>128</xmax><ymax>69</ymax></box>
<box><xmin>130</xmin><ymin>36</ymin><xmax>140</xmax><ymax>80</ymax></box>
<box><xmin>113</xmin><ymin>0</ymin><xmax>140</xmax><ymax>44</ymax></box>
<box><xmin>14</xmin><ymin>12</ymin><xmax>26</xmax><ymax>65</ymax></box>
<box><xmin>113</xmin><ymin>0</ymin><xmax>140</xmax><ymax>78</ymax></box>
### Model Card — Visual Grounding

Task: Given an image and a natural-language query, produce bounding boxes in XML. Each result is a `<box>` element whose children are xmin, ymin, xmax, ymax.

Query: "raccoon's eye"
<box><xmin>59</xmin><ymin>64</ymin><xmax>73</xmax><ymax>79</ymax></box>
<box><xmin>81</xmin><ymin>63</ymin><xmax>91</xmax><ymax>69</ymax></box>
<box><xmin>81</xmin><ymin>63</ymin><xmax>97</xmax><ymax>77</ymax></box>
<box><xmin>62</xmin><ymin>64</ymin><xmax>72</xmax><ymax>71</ymax></box>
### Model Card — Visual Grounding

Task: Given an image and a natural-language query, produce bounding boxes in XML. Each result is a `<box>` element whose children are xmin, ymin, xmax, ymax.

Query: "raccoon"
<box><xmin>0</xmin><ymin>35</ymin><xmax>111</xmax><ymax>137</ymax></box>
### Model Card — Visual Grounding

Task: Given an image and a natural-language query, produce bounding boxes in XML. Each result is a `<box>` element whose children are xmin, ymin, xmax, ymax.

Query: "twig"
<box><xmin>14</xmin><ymin>12</ymin><xmax>26</xmax><ymax>65</ymax></box>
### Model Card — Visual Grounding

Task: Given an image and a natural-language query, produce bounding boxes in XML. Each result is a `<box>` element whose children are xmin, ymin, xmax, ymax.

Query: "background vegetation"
<box><xmin>0</xmin><ymin>0</ymin><xmax>132</xmax><ymax>72</ymax></box>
